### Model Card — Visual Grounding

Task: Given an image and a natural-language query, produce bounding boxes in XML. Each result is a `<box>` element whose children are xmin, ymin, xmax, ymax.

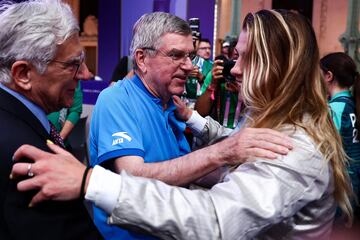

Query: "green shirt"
<box><xmin>185</xmin><ymin>59</ymin><xmax>213</xmax><ymax>99</ymax></box>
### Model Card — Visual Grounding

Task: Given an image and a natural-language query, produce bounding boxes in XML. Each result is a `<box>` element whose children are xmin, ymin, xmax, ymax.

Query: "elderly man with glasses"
<box><xmin>0</xmin><ymin>0</ymin><xmax>102</xmax><ymax>239</ymax></box>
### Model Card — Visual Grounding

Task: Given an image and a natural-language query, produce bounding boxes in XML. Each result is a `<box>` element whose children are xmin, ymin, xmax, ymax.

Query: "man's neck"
<box><xmin>135</xmin><ymin>72</ymin><xmax>169</xmax><ymax>108</ymax></box>
<box><xmin>2</xmin><ymin>82</ymin><xmax>53</xmax><ymax>114</ymax></box>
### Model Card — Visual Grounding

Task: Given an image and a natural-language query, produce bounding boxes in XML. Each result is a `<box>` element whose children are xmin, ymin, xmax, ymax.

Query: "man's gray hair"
<box><xmin>0</xmin><ymin>0</ymin><xmax>79</xmax><ymax>83</ymax></box>
<box><xmin>130</xmin><ymin>12</ymin><xmax>191</xmax><ymax>70</ymax></box>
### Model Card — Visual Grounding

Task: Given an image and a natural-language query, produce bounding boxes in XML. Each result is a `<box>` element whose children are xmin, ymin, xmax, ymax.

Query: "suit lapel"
<box><xmin>0</xmin><ymin>88</ymin><xmax>50</xmax><ymax>141</ymax></box>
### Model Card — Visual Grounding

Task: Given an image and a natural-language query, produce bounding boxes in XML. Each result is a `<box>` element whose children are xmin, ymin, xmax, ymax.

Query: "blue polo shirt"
<box><xmin>89</xmin><ymin>74</ymin><xmax>190</xmax><ymax>239</ymax></box>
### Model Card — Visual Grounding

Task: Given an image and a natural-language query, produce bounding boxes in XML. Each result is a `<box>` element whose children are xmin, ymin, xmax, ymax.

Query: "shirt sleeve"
<box><xmin>186</xmin><ymin>110</ymin><xmax>207</xmax><ymax>135</ymax></box>
<box><xmin>187</xmin><ymin>112</ymin><xmax>232</xmax><ymax>149</ymax></box>
<box><xmin>90</xmin><ymin>86</ymin><xmax>144</xmax><ymax>166</ymax></box>
<box><xmin>85</xmin><ymin>165</ymin><xmax>121</xmax><ymax>214</ymax></box>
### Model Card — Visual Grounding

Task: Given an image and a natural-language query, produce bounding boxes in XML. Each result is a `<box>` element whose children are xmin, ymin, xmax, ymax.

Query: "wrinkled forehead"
<box><xmin>158</xmin><ymin>32</ymin><xmax>194</xmax><ymax>51</ymax></box>
<box><xmin>54</xmin><ymin>34</ymin><xmax>83</xmax><ymax>60</ymax></box>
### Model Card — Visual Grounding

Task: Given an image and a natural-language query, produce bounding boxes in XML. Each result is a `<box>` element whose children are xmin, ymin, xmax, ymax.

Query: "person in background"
<box><xmin>219</xmin><ymin>41</ymin><xmax>230</xmax><ymax>60</ymax></box>
<box><xmin>196</xmin><ymin>38</ymin><xmax>212</xmax><ymax>61</ymax></box>
<box><xmin>185</xmin><ymin>38</ymin><xmax>214</xmax><ymax>108</ymax></box>
<box><xmin>11</xmin><ymin>9</ymin><xmax>353</xmax><ymax>240</ymax></box>
<box><xmin>0</xmin><ymin>0</ymin><xmax>101</xmax><ymax>239</ymax></box>
<box><xmin>47</xmin><ymin>81</ymin><xmax>83</xmax><ymax>149</ymax></box>
<box><xmin>196</xmin><ymin>38</ymin><xmax>242</xmax><ymax>129</ymax></box>
<box><xmin>320</xmin><ymin>52</ymin><xmax>360</xmax><ymax>218</ymax></box>
<box><xmin>194</xmin><ymin>38</ymin><xmax>213</xmax><ymax>80</ymax></box>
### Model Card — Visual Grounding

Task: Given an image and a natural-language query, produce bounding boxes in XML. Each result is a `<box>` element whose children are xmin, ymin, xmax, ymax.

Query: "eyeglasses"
<box><xmin>51</xmin><ymin>51</ymin><xmax>85</xmax><ymax>78</ymax></box>
<box><xmin>142</xmin><ymin>47</ymin><xmax>196</xmax><ymax>65</ymax></box>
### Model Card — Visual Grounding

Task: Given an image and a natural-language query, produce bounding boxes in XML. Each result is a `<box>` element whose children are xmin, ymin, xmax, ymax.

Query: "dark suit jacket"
<box><xmin>0</xmin><ymin>88</ymin><xmax>102</xmax><ymax>240</ymax></box>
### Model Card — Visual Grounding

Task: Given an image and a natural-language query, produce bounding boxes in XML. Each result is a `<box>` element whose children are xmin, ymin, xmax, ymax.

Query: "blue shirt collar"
<box><xmin>0</xmin><ymin>84</ymin><xmax>50</xmax><ymax>133</ymax></box>
<box><xmin>330</xmin><ymin>90</ymin><xmax>352</xmax><ymax>101</ymax></box>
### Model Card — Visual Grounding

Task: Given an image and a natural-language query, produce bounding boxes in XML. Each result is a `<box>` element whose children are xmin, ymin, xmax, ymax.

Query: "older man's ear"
<box><xmin>134</xmin><ymin>49</ymin><xmax>147</xmax><ymax>74</ymax></box>
<box><xmin>11</xmin><ymin>61</ymin><xmax>32</xmax><ymax>91</ymax></box>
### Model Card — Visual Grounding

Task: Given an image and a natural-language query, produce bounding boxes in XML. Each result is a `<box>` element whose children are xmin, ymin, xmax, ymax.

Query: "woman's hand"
<box><xmin>173</xmin><ymin>95</ymin><xmax>192</xmax><ymax>121</ymax></box>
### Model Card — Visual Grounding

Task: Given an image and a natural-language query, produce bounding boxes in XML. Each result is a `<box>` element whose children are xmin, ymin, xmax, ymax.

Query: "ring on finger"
<box><xmin>27</xmin><ymin>163</ymin><xmax>34</xmax><ymax>177</ymax></box>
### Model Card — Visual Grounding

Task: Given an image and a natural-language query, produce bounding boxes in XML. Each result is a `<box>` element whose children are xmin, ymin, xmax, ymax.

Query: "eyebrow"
<box><xmin>169</xmin><ymin>48</ymin><xmax>195</xmax><ymax>53</ymax></box>
<box><xmin>67</xmin><ymin>51</ymin><xmax>85</xmax><ymax>62</ymax></box>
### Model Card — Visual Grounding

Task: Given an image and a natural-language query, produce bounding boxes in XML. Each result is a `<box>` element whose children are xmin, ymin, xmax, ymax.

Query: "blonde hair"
<box><xmin>242</xmin><ymin>9</ymin><xmax>353</xmax><ymax>223</ymax></box>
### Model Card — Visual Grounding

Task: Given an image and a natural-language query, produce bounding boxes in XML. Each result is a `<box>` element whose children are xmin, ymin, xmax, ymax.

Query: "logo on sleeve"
<box><xmin>112</xmin><ymin>132</ymin><xmax>132</xmax><ymax>145</ymax></box>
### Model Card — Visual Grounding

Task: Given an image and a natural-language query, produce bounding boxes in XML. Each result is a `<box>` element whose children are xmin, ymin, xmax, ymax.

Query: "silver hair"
<box><xmin>130</xmin><ymin>12</ymin><xmax>191</xmax><ymax>70</ymax></box>
<box><xmin>0</xmin><ymin>0</ymin><xmax>79</xmax><ymax>83</ymax></box>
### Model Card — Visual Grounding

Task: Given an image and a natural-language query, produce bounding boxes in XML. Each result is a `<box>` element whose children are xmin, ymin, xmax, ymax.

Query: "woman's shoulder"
<box><xmin>273</xmin><ymin>125</ymin><xmax>330</xmax><ymax>175</ymax></box>
<box><xmin>280</xmin><ymin>125</ymin><xmax>317</xmax><ymax>150</ymax></box>
<box><xmin>242</xmin><ymin>125</ymin><xmax>329</xmax><ymax>179</ymax></box>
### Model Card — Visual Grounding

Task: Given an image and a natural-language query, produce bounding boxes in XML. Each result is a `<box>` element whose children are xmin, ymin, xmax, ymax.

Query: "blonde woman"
<box><xmin>12</xmin><ymin>9</ymin><xmax>352</xmax><ymax>239</ymax></box>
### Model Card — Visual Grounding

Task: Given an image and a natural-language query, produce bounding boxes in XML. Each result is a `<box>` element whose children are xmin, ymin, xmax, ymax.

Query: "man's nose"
<box><xmin>75</xmin><ymin>62</ymin><xmax>94</xmax><ymax>80</ymax></box>
<box><xmin>181</xmin><ymin>57</ymin><xmax>193</xmax><ymax>71</ymax></box>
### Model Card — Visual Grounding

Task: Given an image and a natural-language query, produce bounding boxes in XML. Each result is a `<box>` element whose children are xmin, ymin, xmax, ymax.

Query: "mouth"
<box><xmin>235</xmin><ymin>76</ymin><xmax>243</xmax><ymax>83</ymax></box>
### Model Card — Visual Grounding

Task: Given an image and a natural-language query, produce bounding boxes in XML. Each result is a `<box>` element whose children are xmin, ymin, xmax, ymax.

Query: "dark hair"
<box><xmin>199</xmin><ymin>38</ymin><xmax>211</xmax><ymax>45</ymax></box>
<box><xmin>320</xmin><ymin>52</ymin><xmax>360</xmax><ymax>125</ymax></box>
<box><xmin>320</xmin><ymin>52</ymin><xmax>359</xmax><ymax>88</ymax></box>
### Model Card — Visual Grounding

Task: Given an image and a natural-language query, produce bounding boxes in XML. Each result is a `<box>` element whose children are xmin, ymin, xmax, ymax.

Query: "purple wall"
<box><xmin>170</xmin><ymin>0</ymin><xmax>187</xmax><ymax>20</ymax></box>
<box><xmin>81</xmin><ymin>80</ymin><xmax>109</xmax><ymax>105</ymax></box>
<box><xmin>98</xmin><ymin>0</ymin><xmax>121</xmax><ymax>82</ymax></box>
<box><xmin>120</xmin><ymin>0</ymin><xmax>153</xmax><ymax>57</ymax></box>
<box><xmin>153</xmin><ymin>0</ymin><xmax>170</xmax><ymax>12</ymax></box>
<box><xmin>83</xmin><ymin>0</ymin><xmax>121</xmax><ymax>104</ymax></box>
